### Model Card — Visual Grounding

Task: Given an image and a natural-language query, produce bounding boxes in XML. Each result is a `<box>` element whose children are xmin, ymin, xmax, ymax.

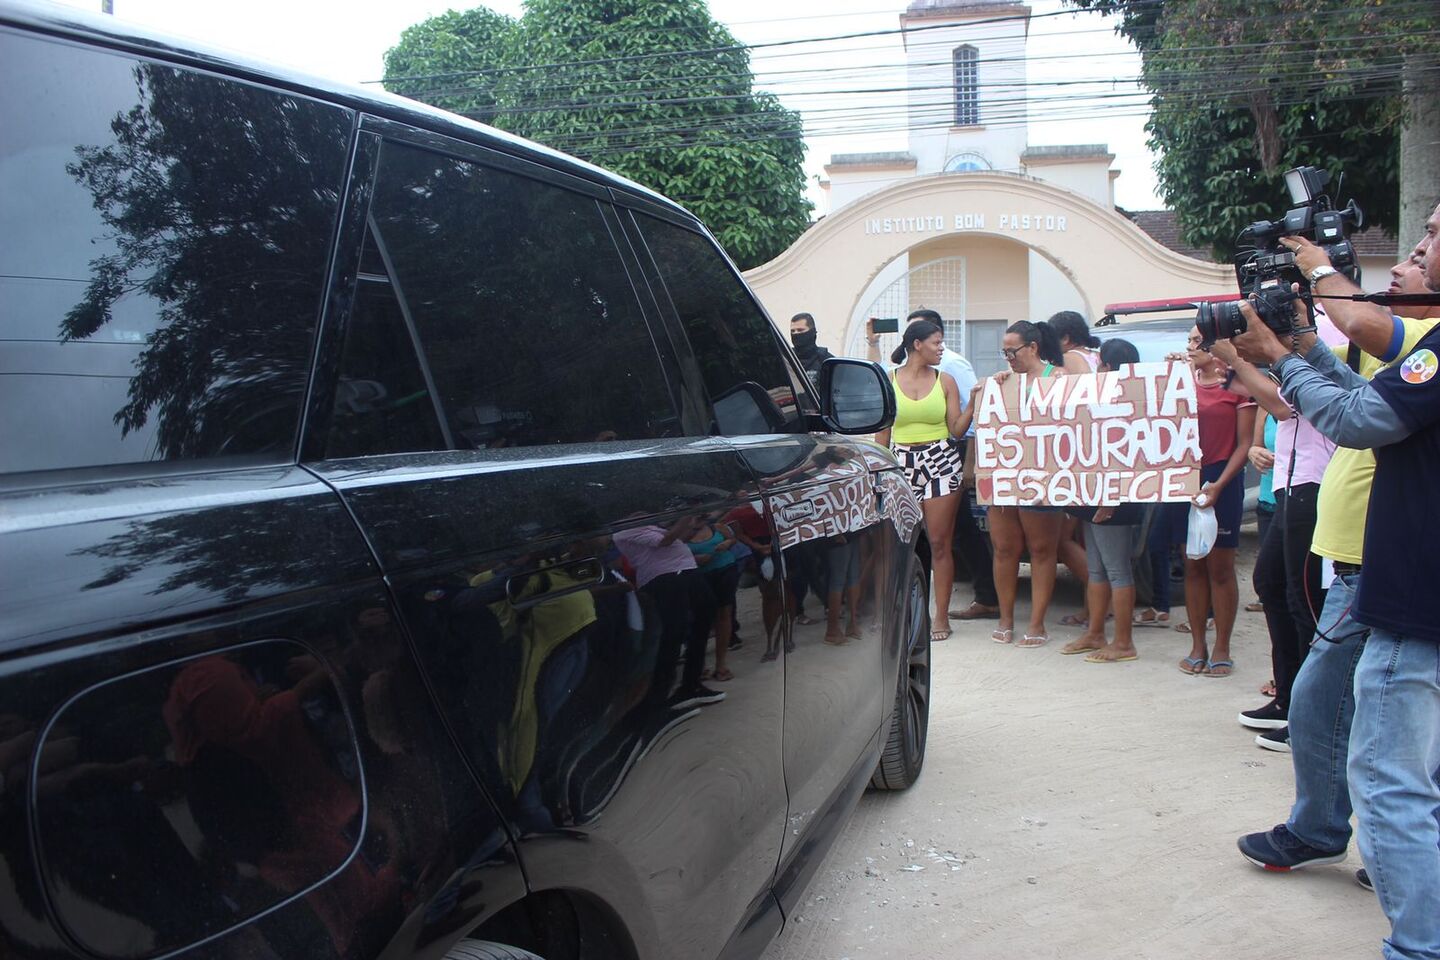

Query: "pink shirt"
<box><xmin>1271</xmin><ymin>307</ymin><xmax>1341</xmax><ymax>490</ymax></box>
<box><xmin>1271</xmin><ymin>407</ymin><xmax>1336</xmax><ymax>491</ymax></box>
<box><xmin>613</xmin><ymin>524</ymin><xmax>697</xmax><ymax>587</ymax></box>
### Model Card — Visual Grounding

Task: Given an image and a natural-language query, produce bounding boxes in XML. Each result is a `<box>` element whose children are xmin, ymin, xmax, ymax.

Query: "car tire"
<box><xmin>871</xmin><ymin>562</ymin><xmax>930</xmax><ymax>790</ymax></box>
<box><xmin>444</xmin><ymin>940</ymin><xmax>547</xmax><ymax>960</ymax></box>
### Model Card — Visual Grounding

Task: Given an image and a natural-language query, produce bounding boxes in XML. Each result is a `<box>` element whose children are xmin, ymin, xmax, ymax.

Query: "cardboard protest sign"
<box><xmin>973</xmin><ymin>362</ymin><xmax>1202</xmax><ymax>507</ymax></box>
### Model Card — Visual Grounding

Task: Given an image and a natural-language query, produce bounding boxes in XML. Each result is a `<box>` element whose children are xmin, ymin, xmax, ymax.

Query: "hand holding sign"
<box><xmin>972</xmin><ymin>362</ymin><xmax>1203</xmax><ymax>507</ymax></box>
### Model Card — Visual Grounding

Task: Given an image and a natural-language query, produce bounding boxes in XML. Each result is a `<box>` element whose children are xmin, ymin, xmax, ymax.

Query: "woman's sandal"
<box><xmin>1017</xmin><ymin>634</ymin><xmax>1049</xmax><ymax>649</ymax></box>
<box><xmin>1179</xmin><ymin>654</ymin><xmax>1208</xmax><ymax>675</ymax></box>
<box><xmin>1133</xmin><ymin>608</ymin><xmax>1171</xmax><ymax>628</ymax></box>
<box><xmin>1203</xmin><ymin>659</ymin><xmax>1234</xmax><ymax>678</ymax></box>
<box><xmin>931</xmin><ymin>628</ymin><xmax>952</xmax><ymax>642</ymax></box>
<box><xmin>991</xmin><ymin>628</ymin><xmax>1013</xmax><ymax>644</ymax></box>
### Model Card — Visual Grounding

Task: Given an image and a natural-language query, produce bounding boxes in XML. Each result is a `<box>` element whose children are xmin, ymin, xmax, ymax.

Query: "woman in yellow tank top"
<box><xmin>876</xmin><ymin>317</ymin><xmax>967</xmax><ymax>640</ymax></box>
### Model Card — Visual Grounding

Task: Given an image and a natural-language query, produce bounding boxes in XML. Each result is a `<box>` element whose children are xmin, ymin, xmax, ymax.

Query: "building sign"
<box><xmin>862</xmin><ymin>212</ymin><xmax>1068</xmax><ymax>236</ymax></box>
<box><xmin>972</xmin><ymin>363</ymin><xmax>1202</xmax><ymax>506</ymax></box>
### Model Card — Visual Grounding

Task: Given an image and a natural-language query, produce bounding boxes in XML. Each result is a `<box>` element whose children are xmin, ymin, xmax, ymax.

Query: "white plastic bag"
<box><xmin>1186</xmin><ymin>503</ymin><xmax>1217</xmax><ymax>560</ymax></box>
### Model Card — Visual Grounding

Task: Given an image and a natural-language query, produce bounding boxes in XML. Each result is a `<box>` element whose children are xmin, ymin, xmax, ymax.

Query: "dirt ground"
<box><xmin>759</xmin><ymin>528</ymin><xmax>1389</xmax><ymax>960</ymax></box>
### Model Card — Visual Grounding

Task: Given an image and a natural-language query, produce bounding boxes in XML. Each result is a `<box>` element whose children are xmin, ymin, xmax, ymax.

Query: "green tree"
<box><xmin>1070</xmin><ymin>0</ymin><xmax>1439</xmax><ymax>259</ymax></box>
<box><xmin>383</xmin><ymin>0</ymin><xmax>811</xmax><ymax>270</ymax></box>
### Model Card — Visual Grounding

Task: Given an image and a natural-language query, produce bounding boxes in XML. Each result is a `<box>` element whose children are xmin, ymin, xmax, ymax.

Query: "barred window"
<box><xmin>953</xmin><ymin>45</ymin><xmax>979</xmax><ymax>126</ymax></box>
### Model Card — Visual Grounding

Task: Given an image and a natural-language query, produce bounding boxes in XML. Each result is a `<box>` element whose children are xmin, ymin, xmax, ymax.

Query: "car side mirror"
<box><xmin>818</xmin><ymin>359</ymin><xmax>894</xmax><ymax>434</ymax></box>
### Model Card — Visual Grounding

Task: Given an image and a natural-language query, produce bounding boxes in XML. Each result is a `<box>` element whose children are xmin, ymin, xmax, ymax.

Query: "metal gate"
<box><xmin>847</xmin><ymin>256</ymin><xmax>966</xmax><ymax>361</ymax></box>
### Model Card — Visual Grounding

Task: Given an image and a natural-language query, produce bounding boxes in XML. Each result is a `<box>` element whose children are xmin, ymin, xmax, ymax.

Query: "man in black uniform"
<box><xmin>789</xmin><ymin>312</ymin><xmax>834</xmax><ymax>382</ymax></box>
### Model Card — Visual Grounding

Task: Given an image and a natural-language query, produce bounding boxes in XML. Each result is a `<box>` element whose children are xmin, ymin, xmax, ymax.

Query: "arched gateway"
<box><xmin>743</xmin><ymin>172</ymin><xmax>1232</xmax><ymax>363</ymax></box>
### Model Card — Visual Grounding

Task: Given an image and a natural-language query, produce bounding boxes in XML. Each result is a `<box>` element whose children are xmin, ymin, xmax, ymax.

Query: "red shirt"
<box><xmin>1195</xmin><ymin>380</ymin><xmax>1255</xmax><ymax>465</ymax></box>
<box><xmin>722</xmin><ymin>504</ymin><xmax>770</xmax><ymax>541</ymax></box>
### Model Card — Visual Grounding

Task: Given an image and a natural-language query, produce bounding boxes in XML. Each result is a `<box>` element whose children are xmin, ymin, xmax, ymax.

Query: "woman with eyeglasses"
<box><xmin>876</xmin><ymin>317</ymin><xmax>968</xmax><ymax>641</ymax></box>
<box><xmin>1168</xmin><ymin>327</ymin><xmax>1256</xmax><ymax>678</ymax></box>
<box><xmin>978</xmin><ymin>320</ymin><xmax>1080</xmax><ymax>649</ymax></box>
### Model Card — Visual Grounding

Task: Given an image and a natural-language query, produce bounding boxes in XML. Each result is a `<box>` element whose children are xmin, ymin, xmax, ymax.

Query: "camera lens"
<box><xmin>1195</xmin><ymin>301</ymin><xmax>1247</xmax><ymax>345</ymax></box>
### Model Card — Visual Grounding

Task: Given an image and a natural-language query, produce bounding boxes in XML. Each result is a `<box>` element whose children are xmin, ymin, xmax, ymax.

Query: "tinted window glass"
<box><xmin>0</xmin><ymin>33</ymin><xmax>352</xmax><ymax>474</ymax></box>
<box><xmin>323</xmin><ymin>228</ymin><xmax>448</xmax><ymax>459</ymax></box>
<box><xmin>366</xmin><ymin>141</ymin><xmax>678</xmax><ymax>448</ymax></box>
<box><xmin>32</xmin><ymin>641</ymin><xmax>363</xmax><ymax>958</ymax></box>
<box><xmin>634</xmin><ymin>216</ymin><xmax>807</xmax><ymax>435</ymax></box>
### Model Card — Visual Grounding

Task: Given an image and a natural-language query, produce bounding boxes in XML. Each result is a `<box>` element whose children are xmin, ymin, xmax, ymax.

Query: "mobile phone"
<box><xmin>870</xmin><ymin>317</ymin><xmax>899</xmax><ymax>334</ymax></box>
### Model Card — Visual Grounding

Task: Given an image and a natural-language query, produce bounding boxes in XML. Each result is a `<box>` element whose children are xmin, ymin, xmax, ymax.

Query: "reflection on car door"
<box><xmin>622</xmin><ymin>213</ymin><xmax>906</xmax><ymax>908</ymax></box>
<box><xmin>302</xmin><ymin>127</ymin><xmax>787</xmax><ymax>960</ymax></box>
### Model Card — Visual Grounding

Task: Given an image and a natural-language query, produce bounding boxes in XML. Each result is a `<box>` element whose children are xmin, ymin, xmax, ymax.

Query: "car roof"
<box><xmin>0</xmin><ymin>0</ymin><xmax>699</xmax><ymax>224</ymax></box>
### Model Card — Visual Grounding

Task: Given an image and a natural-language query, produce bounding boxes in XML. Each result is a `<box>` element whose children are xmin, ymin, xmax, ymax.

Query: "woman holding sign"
<box><xmin>978</xmin><ymin>320</ymin><xmax>1074</xmax><ymax>649</ymax></box>
<box><xmin>876</xmin><ymin>317</ymin><xmax>969</xmax><ymax>641</ymax></box>
<box><xmin>1171</xmin><ymin>328</ymin><xmax>1256</xmax><ymax>677</ymax></box>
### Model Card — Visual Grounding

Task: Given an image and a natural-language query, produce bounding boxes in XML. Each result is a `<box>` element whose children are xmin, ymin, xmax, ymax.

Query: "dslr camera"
<box><xmin>1196</xmin><ymin>166</ymin><xmax>1363</xmax><ymax>344</ymax></box>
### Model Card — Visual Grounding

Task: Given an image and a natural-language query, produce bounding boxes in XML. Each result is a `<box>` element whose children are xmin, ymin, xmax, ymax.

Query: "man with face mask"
<box><xmin>789</xmin><ymin>312</ymin><xmax>834</xmax><ymax>381</ymax></box>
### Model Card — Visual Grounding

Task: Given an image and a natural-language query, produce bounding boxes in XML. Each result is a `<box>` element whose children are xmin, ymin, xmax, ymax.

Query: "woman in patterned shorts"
<box><xmin>876</xmin><ymin>316</ymin><xmax>968</xmax><ymax>640</ymax></box>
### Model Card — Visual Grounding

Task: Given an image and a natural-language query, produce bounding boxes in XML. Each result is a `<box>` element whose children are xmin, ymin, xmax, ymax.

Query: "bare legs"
<box><xmin>989</xmin><ymin>506</ymin><xmax>1023</xmax><ymax>638</ymax></box>
<box><xmin>1182</xmin><ymin>547</ymin><xmax>1238</xmax><ymax>674</ymax></box>
<box><xmin>1058</xmin><ymin>515</ymin><xmax>1089</xmax><ymax>584</ymax></box>
<box><xmin>988</xmin><ymin>506</ymin><xmax>1061</xmax><ymax>645</ymax></box>
<box><xmin>922</xmin><ymin>492</ymin><xmax>960</xmax><ymax>637</ymax></box>
<box><xmin>1017</xmin><ymin>510</ymin><xmax>1061</xmax><ymax>643</ymax></box>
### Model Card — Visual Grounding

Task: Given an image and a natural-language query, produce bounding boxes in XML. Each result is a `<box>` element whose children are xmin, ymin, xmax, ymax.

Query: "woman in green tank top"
<box><xmin>876</xmin><ymin>317</ymin><xmax>967</xmax><ymax>641</ymax></box>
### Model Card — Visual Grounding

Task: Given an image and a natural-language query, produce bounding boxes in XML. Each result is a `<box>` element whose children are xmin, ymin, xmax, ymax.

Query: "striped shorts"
<box><xmin>893</xmin><ymin>439</ymin><xmax>963</xmax><ymax>502</ymax></box>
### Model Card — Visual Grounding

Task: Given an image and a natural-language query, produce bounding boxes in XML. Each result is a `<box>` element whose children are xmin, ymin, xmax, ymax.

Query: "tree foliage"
<box><xmin>1070</xmin><ymin>0</ymin><xmax>1439</xmax><ymax>259</ymax></box>
<box><xmin>383</xmin><ymin>0</ymin><xmax>812</xmax><ymax>270</ymax></box>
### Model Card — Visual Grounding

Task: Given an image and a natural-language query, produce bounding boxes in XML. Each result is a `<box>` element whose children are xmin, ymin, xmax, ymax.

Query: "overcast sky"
<box><xmin>48</xmin><ymin>0</ymin><xmax>1163</xmax><ymax>210</ymax></box>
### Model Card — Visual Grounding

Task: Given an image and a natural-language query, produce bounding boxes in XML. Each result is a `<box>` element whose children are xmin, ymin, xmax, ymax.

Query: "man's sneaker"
<box><xmin>1237</xmin><ymin>824</ymin><xmax>1347</xmax><ymax>871</ymax></box>
<box><xmin>1255</xmin><ymin>727</ymin><xmax>1291</xmax><ymax>752</ymax></box>
<box><xmin>1356</xmin><ymin>869</ymin><xmax>1373</xmax><ymax>892</ymax></box>
<box><xmin>1238</xmin><ymin>700</ymin><xmax>1289</xmax><ymax>730</ymax></box>
<box><xmin>672</xmin><ymin>685</ymin><xmax>726</xmax><ymax>709</ymax></box>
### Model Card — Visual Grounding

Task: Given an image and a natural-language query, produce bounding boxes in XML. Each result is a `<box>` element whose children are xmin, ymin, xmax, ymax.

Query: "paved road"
<box><xmin>761</xmin><ymin>532</ymin><xmax>1388</xmax><ymax>960</ymax></box>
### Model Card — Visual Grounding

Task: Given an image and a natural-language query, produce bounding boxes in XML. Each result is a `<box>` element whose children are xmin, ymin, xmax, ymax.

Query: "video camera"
<box><xmin>1196</xmin><ymin>166</ymin><xmax>1363</xmax><ymax>345</ymax></box>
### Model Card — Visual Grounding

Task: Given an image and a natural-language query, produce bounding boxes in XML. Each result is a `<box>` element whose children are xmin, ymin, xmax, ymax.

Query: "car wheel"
<box><xmin>871</xmin><ymin>563</ymin><xmax>930</xmax><ymax>790</ymax></box>
<box><xmin>445</xmin><ymin>940</ymin><xmax>546</xmax><ymax>960</ymax></box>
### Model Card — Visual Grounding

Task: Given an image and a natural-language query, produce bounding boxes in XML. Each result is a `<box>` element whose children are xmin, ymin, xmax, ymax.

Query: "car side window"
<box><xmin>0</xmin><ymin>31</ymin><xmax>352</xmax><ymax>475</ymax></box>
<box><xmin>322</xmin><ymin>225</ymin><xmax>450</xmax><ymax>459</ymax></box>
<box><xmin>360</xmin><ymin>141</ymin><xmax>679</xmax><ymax>450</ymax></box>
<box><xmin>633</xmin><ymin>215</ymin><xmax>810</xmax><ymax>435</ymax></box>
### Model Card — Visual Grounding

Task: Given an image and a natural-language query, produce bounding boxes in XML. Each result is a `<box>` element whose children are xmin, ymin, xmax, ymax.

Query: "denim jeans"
<box><xmin>1347</xmin><ymin>627</ymin><xmax>1440</xmax><ymax>960</ymax></box>
<box><xmin>1286</xmin><ymin>572</ymin><xmax>1367</xmax><ymax>851</ymax></box>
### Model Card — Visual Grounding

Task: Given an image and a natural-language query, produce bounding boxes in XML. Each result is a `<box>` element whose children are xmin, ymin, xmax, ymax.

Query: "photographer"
<box><xmin>1228</xmin><ymin>202</ymin><xmax>1440</xmax><ymax>960</ymax></box>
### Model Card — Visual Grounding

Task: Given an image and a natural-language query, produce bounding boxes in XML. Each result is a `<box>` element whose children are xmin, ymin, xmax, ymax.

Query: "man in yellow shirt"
<box><xmin>1238</xmin><ymin>238</ymin><xmax>1440</xmax><ymax>889</ymax></box>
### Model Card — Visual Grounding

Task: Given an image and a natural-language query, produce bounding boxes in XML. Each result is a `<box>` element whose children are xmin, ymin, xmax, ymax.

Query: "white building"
<box><xmin>749</xmin><ymin>0</ymin><xmax>1397</xmax><ymax>374</ymax></box>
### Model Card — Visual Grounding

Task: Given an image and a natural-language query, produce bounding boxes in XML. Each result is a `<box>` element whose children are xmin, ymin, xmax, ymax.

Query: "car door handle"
<box><xmin>504</xmin><ymin>557</ymin><xmax>605</xmax><ymax>610</ymax></box>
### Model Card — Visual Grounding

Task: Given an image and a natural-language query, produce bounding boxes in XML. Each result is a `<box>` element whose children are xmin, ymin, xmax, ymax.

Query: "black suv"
<box><xmin>0</xmin><ymin>7</ymin><xmax>932</xmax><ymax>960</ymax></box>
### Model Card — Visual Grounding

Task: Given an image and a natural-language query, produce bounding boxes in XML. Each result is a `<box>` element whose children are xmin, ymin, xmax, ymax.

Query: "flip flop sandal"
<box><xmin>1204</xmin><ymin>659</ymin><xmax>1234</xmax><ymax>678</ymax></box>
<box><xmin>930</xmin><ymin>629</ymin><xmax>951</xmax><ymax>642</ymax></box>
<box><xmin>1133</xmin><ymin>609</ymin><xmax>1171</xmax><ymax>628</ymax></box>
<box><xmin>1245</xmin><ymin>601</ymin><xmax>1264</xmax><ymax>612</ymax></box>
<box><xmin>712</xmin><ymin>667</ymin><xmax>735</xmax><ymax>682</ymax></box>
<box><xmin>794</xmin><ymin>615</ymin><xmax>819</xmax><ymax>626</ymax></box>
<box><xmin>1260</xmin><ymin>680</ymin><xmax>1276</xmax><ymax>697</ymax></box>
<box><xmin>1085</xmin><ymin>650</ymin><xmax>1138</xmax><ymax>663</ymax></box>
<box><xmin>1178</xmin><ymin>655</ymin><xmax>1208</xmax><ymax>675</ymax></box>
<box><xmin>991</xmin><ymin>628</ymin><xmax>1014</xmax><ymax>644</ymax></box>
<box><xmin>1018</xmin><ymin>634</ymin><xmax>1049</xmax><ymax>649</ymax></box>
<box><xmin>1058</xmin><ymin>613</ymin><xmax>1088</xmax><ymax>627</ymax></box>
<box><xmin>1060</xmin><ymin>641</ymin><xmax>1102</xmax><ymax>655</ymax></box>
